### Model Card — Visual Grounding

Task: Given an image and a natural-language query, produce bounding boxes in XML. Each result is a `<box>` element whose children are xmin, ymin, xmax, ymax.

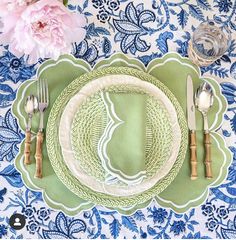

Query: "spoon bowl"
<box><xmin>24</xmin><ymin>95</ymin><xmax>38</xmax><ymax>165</ymax></box>
<box><xmin>195</xmin><ymin>82</ymin><xmax>214</xmax><ymax>179</ymax></box>
<box><xmin>24</xmin><ymin>95</ymin><xmax>38</xmax><ymax>119</ymax></box>
<box><xmin>195</xmin><ymin>82</ymin><xmax>214</xmax><ymax>130</ymax></box>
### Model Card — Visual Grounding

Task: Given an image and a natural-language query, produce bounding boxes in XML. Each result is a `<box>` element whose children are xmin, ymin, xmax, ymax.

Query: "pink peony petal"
<box><xmin>66</xmin><ymin>27</ymin><xmax>86</xmax><ymax>44</ymax></box>
<box><xmin>72</xmin><ymin>13</ymin><xmax>87</xmax><ymax>27</ymax></box>
<box><xmin>8</xmin><ymin>41</ymin><xmax>24</xmax><ymax>58</ymax></box>
<box><xmin>1</xmin><ymin>14</ymin><xmax>20</xmax><ymax>33</ymax></box>
<box><xmin>0</xmin><ymin>32</ymin><xmax>13</xmax><ymax>45</ymax></box>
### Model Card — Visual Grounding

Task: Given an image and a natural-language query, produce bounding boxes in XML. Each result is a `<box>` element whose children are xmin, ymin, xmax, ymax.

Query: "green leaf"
<box><xmin>63</xmin><ymin>0</ymin><xmax>68</xmax><ymax>6</ymax></box>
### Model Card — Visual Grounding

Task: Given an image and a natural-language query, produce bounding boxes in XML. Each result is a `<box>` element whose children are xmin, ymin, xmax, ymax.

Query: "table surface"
<box><xmin>0</xmin><ymin>0</ymin><xmax>236</xmax><ymax>239</ymax></box>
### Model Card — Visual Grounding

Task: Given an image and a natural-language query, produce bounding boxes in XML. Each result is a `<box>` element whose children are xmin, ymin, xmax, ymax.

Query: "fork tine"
<box><xmin>43</xmin><ymin>79</ymin><xmax>46</xmax><ymax>103</ymax></box>
<box><xmin>44</xmin><ymin>79</ymin><xmax>47</xmax><ymax>104</ymax></box>
<box><xmin>40</xmin><ymin>78</ymin><xmax>43</xmax><ymax>103</ymax></box>
<box><xmin>37</xmin><ymin>79</ymin><xmax>40</xmax><ymax>102</ymax></box>
<box><xmin>38</xmin><ymin>78</ymin><xmax>40</xmax><ymax>102</ymax></box>
<box><xmin>45</xmin><ymin>79</ymin><xmax>49</xmax><ymax>104</ymax></box>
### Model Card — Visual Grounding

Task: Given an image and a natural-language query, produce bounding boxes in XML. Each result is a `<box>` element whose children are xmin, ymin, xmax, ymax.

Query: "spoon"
<box><xmin>195</xmin><ymin>82</ymin><xmax>214</xmax><ymax>179</ymax></box>
<box><xmin>24</xmin><ymin>95</ymin><xmax>38</xmax><ymax>165</ymax></box>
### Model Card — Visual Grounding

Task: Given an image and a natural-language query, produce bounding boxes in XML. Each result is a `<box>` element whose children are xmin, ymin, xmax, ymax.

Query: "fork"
<box><xmin>35</xmin><ymin>78</ymin><xmax>49</xmax><ymax>178</ymax></box>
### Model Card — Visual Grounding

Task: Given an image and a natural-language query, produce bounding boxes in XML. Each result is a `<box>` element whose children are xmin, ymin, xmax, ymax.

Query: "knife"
<box><xmin>187</xmin><ymin>75</ymin><xmax>197</xmax><ymax>180</ymax></box>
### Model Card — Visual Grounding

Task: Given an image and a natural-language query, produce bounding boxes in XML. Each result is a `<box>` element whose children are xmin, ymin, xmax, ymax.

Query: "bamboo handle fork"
<box><xmin>34</xmin><ymin>79</ymin><xmax>49</xmax><ymax>178</ymax></box>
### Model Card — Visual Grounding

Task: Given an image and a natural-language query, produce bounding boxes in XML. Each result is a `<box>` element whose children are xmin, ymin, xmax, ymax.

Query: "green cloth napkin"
<box><xmin>98</xmin><ymin>91</ymin><xmax>147</xmax><ymax>184</ymax></box>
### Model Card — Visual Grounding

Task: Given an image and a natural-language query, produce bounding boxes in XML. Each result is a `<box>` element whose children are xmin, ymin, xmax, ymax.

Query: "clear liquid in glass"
<box><xmin>190</xmin><ymin>21</ymin><xmax>231</xmax><ymax>64</ymax></box>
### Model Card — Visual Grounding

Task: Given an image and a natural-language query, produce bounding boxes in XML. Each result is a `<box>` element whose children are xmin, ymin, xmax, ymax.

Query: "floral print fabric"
<box><xmin>0</xmin><ymin>0</ymin><xmax>236</xmax><ymax>238</ymax></box>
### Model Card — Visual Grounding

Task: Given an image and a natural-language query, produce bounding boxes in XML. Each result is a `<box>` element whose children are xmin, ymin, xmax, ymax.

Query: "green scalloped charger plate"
<box><xmin>12</xmin><ymin>53</ymin><xmax>232</xmax><ymax>215</ymax></box>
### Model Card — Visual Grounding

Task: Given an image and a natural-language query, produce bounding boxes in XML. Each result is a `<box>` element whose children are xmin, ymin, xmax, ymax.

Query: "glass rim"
<box><xmin>193</xmin><ymin>19</ymin><xmax>231</xmax><ymax>49</ymax></box>
<box><xmin>197</xmin><ymin>19</ymin><xmax>231</xmax><ymax>39</ymax></box>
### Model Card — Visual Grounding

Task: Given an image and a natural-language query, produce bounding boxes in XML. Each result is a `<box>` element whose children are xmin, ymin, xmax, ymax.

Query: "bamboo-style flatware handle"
<box><xmin>190</xmin><ymin>130</ymin><xmax>197</xmax><ymax>180</ymax></box>
<box><xmin>34</xmin><ymin>131</ymin><xmax>43</xmax><ymax>178</ymax></box>
<box><xmin>204</xmin><ymin>132</ymin><xmax>212</xmax><ymax>179</ymax></box>
<box><xmin>24</xmin><ymin>130</ymin><xmax>31</xmax><ymax>165</ymax></box>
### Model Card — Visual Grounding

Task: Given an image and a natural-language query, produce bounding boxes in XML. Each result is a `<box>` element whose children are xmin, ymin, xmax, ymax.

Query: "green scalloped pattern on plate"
<box><xmin>93</xmin><ymin>52</ymin><xmax>146</xmax><ymax>72</ymax></box>
<box><xmin>47</xmin><ymin>67</ymin><xmax>188</xmax><ymax>208</ymax></box>
<box><xmin>12</xmin><ymin>53</ymin><xmax>232</xmax><ymax>214</ymax></box>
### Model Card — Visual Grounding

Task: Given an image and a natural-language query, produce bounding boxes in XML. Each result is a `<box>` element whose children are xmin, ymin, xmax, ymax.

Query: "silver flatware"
<box><xmin>187</xmin><ymin>75</ymin><xmax>197</xmax><ymax>180</ymax></box>
<box><xmin>35</xmin><ymin>79</ymin><xmax>49</xmax><ymax>178</ymax></box>
<box><xmin>24</xmin><ymin>95</ymin><xmax>38</xmax><ymax>165</ymax></box>
<box><xmin>195</xmin><ymin>82</ymin><xmax>214</xmax><ymax>179</ymax></box>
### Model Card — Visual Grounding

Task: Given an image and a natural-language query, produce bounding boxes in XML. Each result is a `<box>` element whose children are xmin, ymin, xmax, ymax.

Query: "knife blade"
<box><xmin>187</xmin><ymin>75</ymin><xmax>197</xmax><ymax>180</ymax></box>
<box><xmin>187</xmin><ymin>75</ymin><xmax>196</xmax><ymax>131</ymax></box>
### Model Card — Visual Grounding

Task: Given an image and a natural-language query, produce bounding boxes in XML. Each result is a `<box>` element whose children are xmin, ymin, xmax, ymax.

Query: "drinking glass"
<box><xmin>188</xmin><ymin>20</ymin><xmax>231</xmax><ymax>66</ymax></box>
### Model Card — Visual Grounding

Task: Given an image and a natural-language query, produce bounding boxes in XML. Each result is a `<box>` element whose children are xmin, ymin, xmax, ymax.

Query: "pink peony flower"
<box><xmin>0</xmin><ymin>0</ymin><xmax>37</xmax><ymax>44</ymax></box>
<box><xmin>0</xmin><ymin>0</ymin><xmax>86</xmax><ymax>63</ymax></box>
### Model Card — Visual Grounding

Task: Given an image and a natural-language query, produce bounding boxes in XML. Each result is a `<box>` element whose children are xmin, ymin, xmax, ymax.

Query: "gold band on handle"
<box><xmin>190</xmin><ymin>130</ymin><xmax>197</xmax><ymax>180</ymax></box>
<box><xmin>204</xmin><ymin>132</ymin><xmax>212</xmax><ymax>179</ymax></box>
<box><xmin>34</xmin><ymin>131</ymin><xmax>43</xmax><ymax>178</ymax></box>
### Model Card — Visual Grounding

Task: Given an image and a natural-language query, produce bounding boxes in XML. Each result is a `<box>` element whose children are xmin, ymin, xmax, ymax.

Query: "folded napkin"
<box><xmin>98</xmin><ymin>91</ymin><xmax>147</xmax><ymax>185</ymax></box>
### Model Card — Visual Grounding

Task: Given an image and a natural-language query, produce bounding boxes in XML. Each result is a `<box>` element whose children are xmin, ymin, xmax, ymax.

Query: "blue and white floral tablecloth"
<box><xmin>0</xmin><ymin>0</ymin><xmax>236</xmax><ymax>239</ymax></box>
